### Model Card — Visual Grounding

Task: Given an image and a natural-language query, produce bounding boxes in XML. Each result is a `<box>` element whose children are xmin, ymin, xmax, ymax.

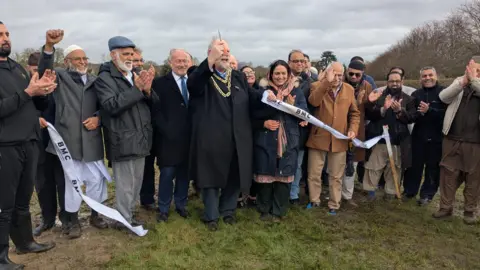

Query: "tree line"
<box><xmin>366</xmin><ymin>0</ymin><xmax>480</xmax><ymax>80</ymax></box>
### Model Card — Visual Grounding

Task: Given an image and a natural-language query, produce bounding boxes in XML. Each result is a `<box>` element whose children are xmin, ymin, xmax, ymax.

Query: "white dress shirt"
<box><xmin>172</xmin><ymin>71</ymin><xmax>189</xmax><ymax>98</ymax></box>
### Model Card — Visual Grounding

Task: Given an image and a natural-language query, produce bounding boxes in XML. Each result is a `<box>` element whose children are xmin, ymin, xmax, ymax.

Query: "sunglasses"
<box><xmin>348</xmin><ymin>72</ymin><xmax>362</xmax><ymax>78</ymax></box>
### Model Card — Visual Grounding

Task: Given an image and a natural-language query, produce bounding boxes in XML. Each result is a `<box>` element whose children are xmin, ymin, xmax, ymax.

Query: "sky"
<box><xmin>2</xmin><ymin>0</ymin><xmax>467</xmax><ymax>66</ymax></box>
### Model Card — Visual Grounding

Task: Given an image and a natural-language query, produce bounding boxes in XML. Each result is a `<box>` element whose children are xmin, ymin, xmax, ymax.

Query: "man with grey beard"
<box><xmin>94</xmin><ymin>36</ymin><xmax>157</xmax><ymax>229</ymax></box>
<box><xmin>35</xmin><ymin>29</ymin><xmax>110</xmax><ymax>239</ymax></box>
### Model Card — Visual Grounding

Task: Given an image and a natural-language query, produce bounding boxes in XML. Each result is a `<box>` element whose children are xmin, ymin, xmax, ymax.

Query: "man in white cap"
<box><xmin>34</xmin><ymin>29</ymin><xmax>110</xmax><ymax>239</ymax></box>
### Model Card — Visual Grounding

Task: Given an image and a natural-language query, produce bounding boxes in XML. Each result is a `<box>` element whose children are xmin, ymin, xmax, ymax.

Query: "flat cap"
<box><xmin>108</xmin><ymin>36</ymin><xmax>135</xmax><ymax>51</ymax></box>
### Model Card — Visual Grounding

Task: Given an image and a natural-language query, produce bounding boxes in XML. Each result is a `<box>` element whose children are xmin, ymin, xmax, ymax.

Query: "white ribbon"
<box><xmin>261</xmin><ymin>91</ymin><xmax>388</xmax><ymax>149</ymax></box>
<box><xmin>46</xmin><ymin>123</ymin><xmax>148</xmax><ymax>237</ymax></box>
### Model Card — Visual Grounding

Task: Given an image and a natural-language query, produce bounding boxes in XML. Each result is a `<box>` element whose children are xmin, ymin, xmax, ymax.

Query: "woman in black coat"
<box><xmin>235</xmin><ymin>65</ymin><xmax>262</xmax><ymax>208</ymax></box>
<box><xmin>252</xmin><ymin>60</ymin><xmax>308</xmax><ymax>221</ymax></box>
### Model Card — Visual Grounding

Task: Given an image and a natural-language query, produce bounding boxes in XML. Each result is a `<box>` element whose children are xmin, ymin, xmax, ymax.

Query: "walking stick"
<box><xmin>382</xmin><ymin>125</ymin><xmax>401</xmax><ymax>199</ymax></box>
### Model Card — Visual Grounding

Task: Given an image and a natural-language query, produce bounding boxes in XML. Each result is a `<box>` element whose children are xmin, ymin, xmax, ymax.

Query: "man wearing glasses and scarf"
<box><xmin>342</xmin><ymin>60</ymin><xmax>373</xmax><ymax>207</ymax></box>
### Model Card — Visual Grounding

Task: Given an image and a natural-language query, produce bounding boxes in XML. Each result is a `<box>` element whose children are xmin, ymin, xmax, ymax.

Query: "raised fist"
<box><xmin>46</xmin><ymin>29</ymin><xmax>64</xmax><ymax>46</ymax></box>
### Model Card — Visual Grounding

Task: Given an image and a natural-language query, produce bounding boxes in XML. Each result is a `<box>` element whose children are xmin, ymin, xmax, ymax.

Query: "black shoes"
<box><xmin>32</xmin><ymin>220</ymin><xmax>55</xmax><ymax>237</ymax></box>
<box><xmin>207</xmin><ymin>221</ymin><xmax>218</xmax><ymax>231</ymax></box>
<box><xmin>0</xmin><ymin>245</ymin><xmax>24</xmax><ymax>269</ymax></box>
<box><xmin>156</xmin><ymin>213</ymin><xmax>169</xmax><ymax>223</ymax></box>
<box><xmin>141</xmin><ymin>204</ymin><xmax>157</xmax><ymax>212</ymax></box>
<box><xmin>223</xmin><ymin>216</ymin><xmax>237</xmax><ymax>225</ymax></box>
<box><xmin>131</xmin><ymin>217</ymin><xmax>145</xmax><ymax>227</ymax></box>
<box><xmin>176</xmin><ymin>209</ymin><xmax>190</xmax><ymax>219</ymax></box>
<box><xmin>15</xmin><ymin>241</ymin><xmax>56</xmax><ymax>255</ymax></box>
<box><xmin>89</xmin><ymin>216</ymin><xmax>108</xmax><ymax>229</ymax></box>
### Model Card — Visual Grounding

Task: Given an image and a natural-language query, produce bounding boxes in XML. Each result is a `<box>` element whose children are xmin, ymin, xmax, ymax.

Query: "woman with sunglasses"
<box><xmin>251</xmin><ymin>60</ymin><xmax>308</xmax><ymax>222</ymax></box>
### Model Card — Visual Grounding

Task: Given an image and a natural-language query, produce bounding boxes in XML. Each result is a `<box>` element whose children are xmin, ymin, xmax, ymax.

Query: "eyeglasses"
<box><xmin>69</xmin><ymin>57</ymin><xmax>89</xmax><ymax>62</ymax></box>
<box><xmin>243</xmin><ymin>71</ymin><xmax>255</xmax><ymax>76</ymax></box>
<box><xmin>133</xmin><ymin>59</ymin><xmax>144</xmax><ymax>63</ymax></box>
<box><xmin>387</xmin><ymin>80</ymin><xmax>402</xmax><ymax>84</ymax></box>
<box><xmin>348</xmin><ymin>72</ymin><xmax>362</xmax><ymax>78</ymax></box>
<box><xmin>290</xmin><ymin>59</ymin><xmax>305</xmax><ymax>64</ymax></box>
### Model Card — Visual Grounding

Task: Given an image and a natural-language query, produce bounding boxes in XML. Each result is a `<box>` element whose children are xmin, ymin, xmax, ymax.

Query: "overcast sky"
<box><xmin>2</xmin><ymin>0</ymin><xmax>466</xmax><ymax>66</ymax></box>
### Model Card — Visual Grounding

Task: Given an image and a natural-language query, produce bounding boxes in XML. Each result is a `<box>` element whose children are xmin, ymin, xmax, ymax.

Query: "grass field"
<box><xmin>18</xmin><ymin>178</ymin><xmax>480</xmax><ymax>270</ymax></box>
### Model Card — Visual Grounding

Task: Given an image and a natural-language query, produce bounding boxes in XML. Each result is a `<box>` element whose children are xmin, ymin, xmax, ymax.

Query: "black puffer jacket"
<box><xmin>93</xmin><ymin>61</ymin><xmax>159</xmax><ymax>162</ymax></box>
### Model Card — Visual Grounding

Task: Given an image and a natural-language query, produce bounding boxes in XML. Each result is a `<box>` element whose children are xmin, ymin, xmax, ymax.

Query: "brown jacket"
<box><xmin>306</xmin><ymin>79</ymin><xmax>360</xmax><ymax>153</ymax></box>
<box><xmin>350</xmin><ymin>80</ymin><xmax>373</xmax><ymax>161</ymax></box>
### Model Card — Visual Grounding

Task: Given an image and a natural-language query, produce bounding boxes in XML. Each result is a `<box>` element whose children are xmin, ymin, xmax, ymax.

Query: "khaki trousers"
<box><xmin>307</xmin><ymin>149</ymin><xmax>346</xmax><ymax>209</ymax></box>
<box><xmin>439</xmin><ymin>166</ymin><xmax>480</xmax><ymax>213</ymax></box>
<box><xmin>363</xmin><ymin>144</ymin><xmax>401</xmax><ymax>195</ymax></box>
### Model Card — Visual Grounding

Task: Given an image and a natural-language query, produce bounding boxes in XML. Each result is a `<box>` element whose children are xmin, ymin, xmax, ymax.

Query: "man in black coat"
<box><xmin>0</xmin><ymin>22</ymin><xmax>56</xmax><ymax>269</ymax></box>
<box><xmin>152</xmin><ymin>49</ymin><xmax>192</xmax><ymax>223</ymax></box>
<box><xmin>187</xmin><ymin>38</ymin><xmax>263</xmax><ymax>231</ymax></box>
<box><xmin>403</xmin><ymin>67</ymin><xmax>446</xmax><ymax>205</ymax></box>
<box><xmin>94</xmin><ymin>36</ymin><xmax>158</xmax><ymax>228</ymax></box>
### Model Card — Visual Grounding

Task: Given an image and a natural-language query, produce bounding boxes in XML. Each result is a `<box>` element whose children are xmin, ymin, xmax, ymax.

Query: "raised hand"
<box><xmin>286</xmin><ymin>94</ymin><xmax>296</xmax><ymax>105</ymax></box>
<box><xmin>264</xmin><ymin>120</ymin><xmax>280</xmax><ymax>131</ymax></box>
<box><xmin>326</xmin><ymin>66</ymin><xmax>335</xmax><ymax>83</ymax></box>
<box><xmin>25</xmin><ymin>71</ymin><xmax>57</xmax><ymax>97</ymax></box>
<box><xmin>418</xmin><ymin>101</ymin><xmax>429</xmax><ymax>114</ymax></box>
<box><xmin>207</xmin><ymin>39</ymin><xmax>226</xmax><ymax>68</ymax></box>
<box><xmin>144</xmin><ymin>65</ymin><xmax>156</xmax><ymax>91</ymax></box>
<box><xmin>466</xmin><ymin>60</ymin><xmax>478</xmax><ymax>81</ymax></box>
<box><xmin>368</xmin><ymin>89</ymin><xmax>383</xmax><ymax>103</ymax></box>
<box><xmin>266</xmin><ymin>90</ymin><xmax>276</xmax><ymax>101</ymax></box>
<box><xmin>133</xmin><ymin>72</ymin><xmax>146</xmax><ymax>92</ymax></box>
<box><xmin>45</xmin><ymin>29</ymin><xmax>64</xmax><ymax>52</ymax></box>
<box><xmin>383</xmin><ymin>94</ymin><xmax>393</xmax><ymax>110</ymax></box>
<box><xmin>41</xmin><ymin>69</ymin><xmax>57</xmax><ymax>83</ymax></box>
<box><xmin>391</xmin><ymin>99</ymin><xmax>402</xmax><ymax>112</ymax></box>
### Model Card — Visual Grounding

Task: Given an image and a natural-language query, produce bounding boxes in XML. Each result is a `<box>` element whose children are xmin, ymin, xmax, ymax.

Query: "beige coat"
<box><xmin>439</xmin><ymin>77</ymin><xmax>480</xmax><ymax>135</ymax></box>
<box><xmin>306</xmin><ymin>79</ymin><xmax>360</xmax><ymax>153</ymax></box>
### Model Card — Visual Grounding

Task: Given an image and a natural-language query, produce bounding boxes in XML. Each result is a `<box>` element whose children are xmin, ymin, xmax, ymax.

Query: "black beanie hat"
<box><xmin>348</xmin><ymin>60</ymin><xmax>365</xmax><ymax>71</ymax></box>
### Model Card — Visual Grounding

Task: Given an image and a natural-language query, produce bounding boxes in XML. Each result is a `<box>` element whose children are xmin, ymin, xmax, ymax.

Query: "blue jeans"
<box><xmin>290</xmin><ymin>150</ymin><xmax>305</xmax><ymax>200</ymax></box>
<box><xmin>158</xmin><ymin>162</ymin><xmax>189</xmax><ymax>214</ymax></box>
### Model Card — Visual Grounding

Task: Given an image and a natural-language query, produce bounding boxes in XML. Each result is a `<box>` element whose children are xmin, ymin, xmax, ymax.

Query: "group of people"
<box><xmin>1</xmin><ymin>21</ymin><xmax>479</xmax><ymax>270</ymax></box>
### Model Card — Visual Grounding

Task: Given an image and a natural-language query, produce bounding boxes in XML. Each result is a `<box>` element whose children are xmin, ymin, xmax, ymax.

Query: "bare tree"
<box><xmin>368</xmin><ymin>0</ymin><xmax>480</xmax><ymax>80</ymax></box>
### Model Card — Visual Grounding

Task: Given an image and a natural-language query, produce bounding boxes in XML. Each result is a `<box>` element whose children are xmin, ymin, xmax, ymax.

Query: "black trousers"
<box><xmin>140</xmin><ymin>153</ymin><xmax>156</xmax><ymax>205</ymax></box>
<box><xmin>404</xmin><ymin>140</ymin><xmax>442</xmax><ymax>199</ymax></box>
<box><xmin>201</xmin><ymin>151</ymin><xmax>240</xmax><ymax>222</ymax></box>
<box><xmin>257</xmin><ymin>181</ymin><xmax>290</xmax><ymax>217</ymax></box>
<box><xmin>0</xmin><ymin>141</ymin><xmax>38</xmax><ymax>247</ymax></box>
<box><xmin>35</xmin><ymin>152</ymin><xmax>78</xmax><ymax>226</ymax></box>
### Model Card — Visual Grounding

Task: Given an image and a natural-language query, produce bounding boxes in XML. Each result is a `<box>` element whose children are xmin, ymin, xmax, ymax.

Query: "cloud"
<box><xmin>2</xmin><ymin>0</ymin><xmax>465</xmax><ymax>66</ymax></box>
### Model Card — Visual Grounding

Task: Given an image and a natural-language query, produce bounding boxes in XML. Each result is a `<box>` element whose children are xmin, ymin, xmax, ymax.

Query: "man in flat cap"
<box><xmin>33</xmin><ymin>29</ymin><xmax>110</xmax><ymax>239</ymax></box>
<box><xmin>94</xmin><ymin>35</ymin><xmax>157</xmax><ymax>228</ymax></box>
<box><xmin>341</xmin><ymin>60</ymin><xmax>373</xmax><ymax>207</ymax></box>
